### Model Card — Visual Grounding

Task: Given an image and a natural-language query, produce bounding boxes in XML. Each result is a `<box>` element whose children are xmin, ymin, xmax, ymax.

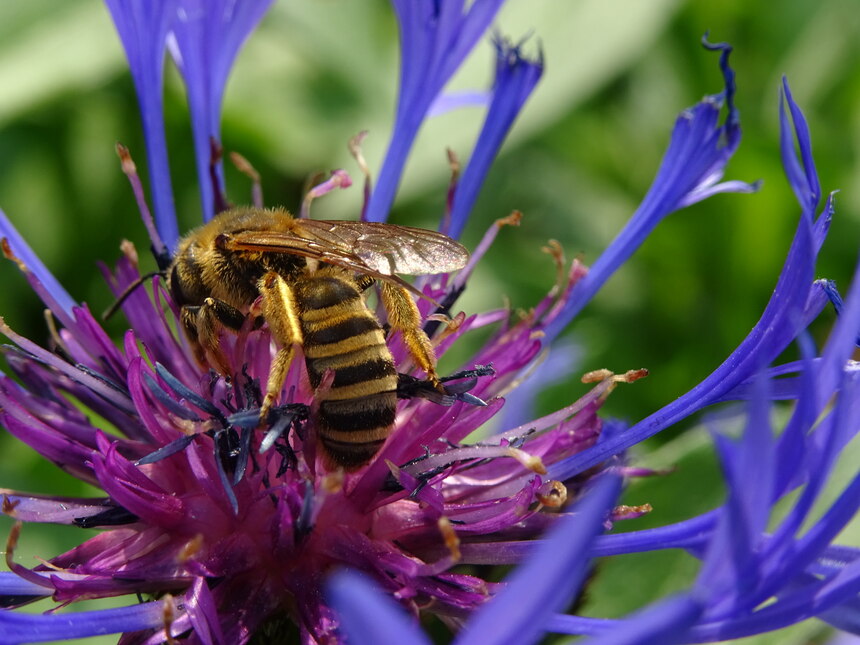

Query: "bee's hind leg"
<box><xmin>256</xmin><ymin>271</ymin><xmax>303</xmax><ymax>423</ymax></box>
<box><xmin>379</xmin><ymin>282</ymin><xmax>441</xmax><ymax>388</ymax></box>
<box><xmin>181</xmin><ymin>298</ymin><xmax>246</xmax><ymax>376</ymax></box>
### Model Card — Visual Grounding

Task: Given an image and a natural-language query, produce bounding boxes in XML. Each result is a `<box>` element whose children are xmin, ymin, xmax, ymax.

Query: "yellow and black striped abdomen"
<box><xmin>297</xmin><ymin>271</ymin><xmax>398</xmax><ymax>469</ymax></box>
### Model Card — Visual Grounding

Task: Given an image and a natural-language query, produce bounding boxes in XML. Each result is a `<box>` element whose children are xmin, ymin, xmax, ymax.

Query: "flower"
<box><xmin>326</xmin><ymin>79</ymin><xmax>860</xmax><ymax>645</ymax></box>
<box><xmin>0</xmin><ymin>4</ymin><xmax>856</xmax><ymax>645</ymax></box>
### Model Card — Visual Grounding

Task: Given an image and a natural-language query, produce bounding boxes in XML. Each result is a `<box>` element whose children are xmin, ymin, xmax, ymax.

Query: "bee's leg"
<box><xmin>355</xmin><ymin>275</ymin><xmax>376</xmax><ymax>292</ymax></box>
<box><xmin>180</xmin><ymin>306</ymin><xmax>208</xmax><ymax>367</ymax></box>
<box><xmin>181</xmin><ymin>299</ymin><xmax>246</xmax><ymax>376</ymax></box>
<box><xmin>379</xmin><ymin>282</ymin><xmax>441</xmax><ymax>387</ymax></box>
<box><xmin>257</xmin><ymin>271</ymin><xmax>303</xmax><ymax>422</ymax></box>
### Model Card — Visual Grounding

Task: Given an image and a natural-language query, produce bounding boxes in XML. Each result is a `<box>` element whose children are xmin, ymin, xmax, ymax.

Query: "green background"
<box><xmin>0</xmin><ymin>1</ymin><xmax>858</xmax><ymax>643</ymax></box>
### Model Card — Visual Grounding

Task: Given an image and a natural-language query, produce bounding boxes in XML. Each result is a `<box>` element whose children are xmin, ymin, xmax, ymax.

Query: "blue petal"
<box><xmin>548</xmin><ymin>216</ymin><xmax>818</xmax><ymax>481</ymax></box>
<box><xmin>326</xmin><ymin>570</ymin><xmax>430</xmax><ymax>645</ymax></box>
<box><xmin>0</xmin><ymin>571</ymin><xmax>51</xmax><ymax>601</ymax></box>
<box><xmin>456</xmin><ymin>474</ymin><xmax>621</xmax><ymax>645</ymax></box>
<box><xmin>779</xmin><ymin>78</ymin><xmax>820</xmax><ymax>215</ymax></box>
<box><xmin>687</xmin><ymin>557</ymin><xmax>860</xmax><ymax>641</ymax></box>
<box><xmin>105</xmin><ymin>0</ymin><xmax>180</xmax><ymax>250</ymax></box>
<box><xmin>365</xmin><ymin>0</ymin><xmax>506</xmax><ymax>223</ymax></box>
<box><xmin>169</xmin><ymin>0</ymin><xmax>273</xmax><ymax>222</ymax></box>
<box><xmin>0</xmin><ymin>600</ymin><xmax>165</xmax><ymax>642</ymax></box>
<box><xmin>694</xmin><ymin>374</ymin><xmax>775</xmax><ymax>611</ymax></box>
<box><xmin>582</xmin><ymin>594</ymin><xmax>703</xmax><ymax>645</ymax></box>
<box><xmin>542</xmin><ymin>41</ymin><xmax>756</xmax><ymax>344</ymax></box>
<box><xmin>548</xmin><ymin>91</ymin><xmax>824</xmax><ymax>481</ymax></box>
<box><xmin>445</xmin><ymin>38</ymin><xmax>543</xmax><ymax>239</ymax></box>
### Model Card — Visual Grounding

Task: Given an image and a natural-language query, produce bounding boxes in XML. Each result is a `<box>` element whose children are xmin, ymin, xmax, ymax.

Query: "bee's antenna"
<box><xmin>102</xmin><ymin>271</ymin><xmax>163</xmax><ymax>321</ymax></box>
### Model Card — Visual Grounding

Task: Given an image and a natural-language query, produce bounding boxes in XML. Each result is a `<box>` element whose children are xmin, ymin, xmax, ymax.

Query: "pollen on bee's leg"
<box><xmin>259</xmin><ymin>344</ymin><xmax>297</xmax><ymax>425</ymax></box>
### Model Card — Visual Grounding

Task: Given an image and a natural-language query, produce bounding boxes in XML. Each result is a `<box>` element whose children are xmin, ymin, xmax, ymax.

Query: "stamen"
<box><xmin>581</xmin><ymin>368</ymin><xmax>649</xmax><ymax>399</ymax></box>
<box><xmin>300</xmin><ymin>169</ymin><xmax>353</xmax><ymax>220</ymax></box>
<box><xmin>209</xmin><ymin>138</ymin><xmax>229</xmax><ymax>214</ymax></box>
<box><xmin>43</xmin><ymin>309</ymin><xmax>70</xmax><ymax>357</ymax></box>
<box><xmin>2</xmin><ymin>495</ymin><xmax>19</xmax><ymax>517</ymax></box>
<box><xmin>348</xmin><ymin>131</ymin><xmax>372</xmax><ymax>220</ymax></box>
<box><xmin>402</xmin><ymin>444</ymin><xmax>546</xmax><ymax>478</ymax></box>
<box><xmin>536</xmin><ymin>480</ymin><xmax>568</xmax><ymax>508</ymax></box>
<box><xmin>4</xmin><ymin>520</ymin><xmax>21</xmax><ymax>572</ymax></box>
<box><xmin>541</xmin><ymin>239</ymin><xmax>566</xmax><ymax>297</ymax></box>
<box><xmin>611</xmin><ymin>504</ymin><xmax>653</xmax><ymax>521</ymax></box>
<box><xmin>428</xmin><ymin>311</ymin><xmax>464</xmax><ymax>345</ymax></box>
<box><xmin>120</xmin><ymin>239</ymin><xmax>139</xmax><ymax>267</ymax></box>
<box><xmin>116</xmin><ymin>144</ymin><xmax>169</xmax><ymax>268</ymax></box>
<box><xmin>177</xmin><ymin>534</ymin><xmax>204</xmax><ymax>564</ymax></box>
<box><xmin>322</xmin><ymin>470</ymin><xmax>344</xmax><ymax>494</ymax></box>
<box><xmin>440</xmin><ymin>148</ymin><xmax>461</xmax><ymax>233</ymax></box>
<box><xmin>161</xmin><ymin>593</ymin><xmax>179</xmax><ymax>645</ymax></box>
<box><xmin>508</xmin><ymin>448</ymin><xmax>547</xmax><ymax>474</ymax></box>
<box><xmin>230</xmin><ymin>151</ymin><xmax>264</xmax><ymax>208</ymax></box>
<box><xmin>452</xmin><ymin>210</ymin><xmax>522</xmax><ymax>292</ymax></box>
<box><xmin>438</xmin><ymin>517</ymin><xmax>461</xmax><ymax>562</ymax></box>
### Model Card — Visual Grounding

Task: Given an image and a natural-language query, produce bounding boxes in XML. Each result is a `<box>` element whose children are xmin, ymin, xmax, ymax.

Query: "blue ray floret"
<box><xmin>542</xmin><ymin>39</ymin><xmax>760</xmax><ymax>345</ymax></box>
<box><xmin>105</xmin><ymin>0</ymin><xmax>180</xmax><ymax>251</ymax></box>
<box><xmin>169</xmin><ymin>0</ymin><xmax>274</xmax><ymax>222</ymax></box>
<box><xmin>445</xmin><ymin>37</ymin><xmax>543</xmax><ymax>240</ymax></box>
<box><xmin>365</xmin><ymin>0</ymin><xmax>507</xmax><ymax>223</ymax></box>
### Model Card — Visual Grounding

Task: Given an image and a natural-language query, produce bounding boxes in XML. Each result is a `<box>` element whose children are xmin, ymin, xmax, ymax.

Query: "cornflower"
<box><xmin>0</xmin><ymin>3</ymin><xmax>855</xmax><ymax>645</ymax></box>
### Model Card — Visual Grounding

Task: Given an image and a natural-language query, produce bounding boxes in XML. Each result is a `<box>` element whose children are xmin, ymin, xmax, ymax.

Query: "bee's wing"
<box><xmin>223</xmin><ymin>220</ymin><xmax>469</xmax><ymax>277</ymax></box>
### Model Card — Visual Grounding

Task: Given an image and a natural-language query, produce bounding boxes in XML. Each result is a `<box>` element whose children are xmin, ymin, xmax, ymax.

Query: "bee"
<box><xmin>166</xmin><ymin>207</ymin><xmax>469</xmax><ymax>469</ymax></box>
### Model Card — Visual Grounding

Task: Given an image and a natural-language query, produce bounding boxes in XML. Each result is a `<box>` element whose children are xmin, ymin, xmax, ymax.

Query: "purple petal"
<box><xmin>365</xmin><ymin>0</ymin><xmax>506</xmax><ymax>222</ymax></box>
<box><xmin>0</xmin><ymin>208</ymin><xmax>77</xmax><ymax>322</ymax></box>
<box><xmin>497</xmin><ymin>338</ymin><xmax>580</xmax><ymax>430</ymax></box>
<box><xmin>169</xmin><ymin>0</ymin><xmax>274</xmax><ymax>221</ymax></box>
<box><xmin>445</xmin><ymin>38</ymin><xmax>543</xmax><ymax>239</ymax></box>
<box><xmin>326</xmin><ymin>570</ymin><xmax>430</xmax><ymax>645</ymax></box>
<box><xmin>456</xmin><ymin>474</ymin><xmax>620</xmax><ymax>645</ymax></box>
<box><xmin>0</xmin><ymin>492</ymin><xmax>114</xmax><ymax>525</ymax></box>
<box><xmin>186</xmin><ymin>577</ymin><xmax>226</xmax><ymax>645</ymax></box>
<box><xmin>105</xmin><ymin>0</ymin><xmax>180</xmax><ymax>249</ymax></box>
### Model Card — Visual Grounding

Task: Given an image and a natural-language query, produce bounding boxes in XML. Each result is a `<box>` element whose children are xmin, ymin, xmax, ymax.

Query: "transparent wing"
<box><xmin>222</xmin><ymin>220</ymin><xmax>469</xmax><ymax>277</ymax></box>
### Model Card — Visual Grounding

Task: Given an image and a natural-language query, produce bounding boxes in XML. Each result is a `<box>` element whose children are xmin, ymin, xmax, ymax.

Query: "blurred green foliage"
<box><xmin>0</xmin><ymin>1</ymin><xmax>858</xmax><ymax>643</ymax></box>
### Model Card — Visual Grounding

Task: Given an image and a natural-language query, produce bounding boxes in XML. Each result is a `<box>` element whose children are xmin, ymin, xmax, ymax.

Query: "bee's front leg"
<box><xmin>180</xmin><ymin>298</ymin><xmax>247</xmax><ymax>376</ymax></box>
<box><xmin>379</xmin><ymin>281</ymin><xmax>441</xmax><ymax>388</ymax></box>
<box><xmin>256</xmin><ymin>271</ymin><xmax>303</xmax><ymax>423</ymax></box>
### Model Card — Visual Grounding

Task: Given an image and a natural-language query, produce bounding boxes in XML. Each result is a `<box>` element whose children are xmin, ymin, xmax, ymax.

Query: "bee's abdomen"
<box><xmin>299</xmin><ymin>274</ymin><xmax>397</xmax><ymax>469</ymax></box>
